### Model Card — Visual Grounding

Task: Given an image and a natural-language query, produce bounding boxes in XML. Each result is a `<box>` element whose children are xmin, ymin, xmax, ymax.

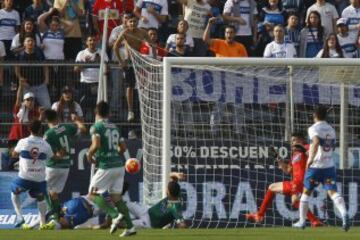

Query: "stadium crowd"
<box><xmin>0</xmin><ymin>0</ymin><xmax>359</xmax><ymax>156</ymax></box>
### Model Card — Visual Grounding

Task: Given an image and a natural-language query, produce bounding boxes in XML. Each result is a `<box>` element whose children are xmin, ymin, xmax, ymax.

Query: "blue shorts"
<box><xmin>11</xmin><ymin>177</ymin><xmax>47</xmax><ymax>198</ymax></box>
<box><xmin>303</xmin><ymin>167</ymin><xmax>337</xmax><ymax>191</ymax></box>
<box><xmin>63</xmin><ymin>197</ymin><xmax>93</xmax><ymax>228</ymax></box>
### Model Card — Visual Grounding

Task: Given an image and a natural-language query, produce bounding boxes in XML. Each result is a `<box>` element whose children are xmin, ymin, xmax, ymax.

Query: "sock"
<box><xmin>93</xmin><ymin>195</ymin><xmax>119</xmax><ymax>219</ymax></box>
<box><xmin>38</xmin><ymin>200</ymin><xmax>47</xmax><ymax>225</ymax></box>
<box><xmin>331</xmin><ymin>193</ymin><xmax>347</xmax><ymax>218</ymax></box>
<box><xmin>299</xmin><ymin>194</ymin><xmax>309</xmax><ymax>224</ymax></box>
<box><xmin>293</xmin><ymin>201</ymin><xmax>319</xmax><ymax>223</ymax></box>
<box><xmin>11</xmin><ymin>193</ymin><xmax>23</xmax><ymax>219</ymax></box>
<box><xmin>115</xmin><ymin>199</ymin><xmax>134</xmax><ymax>229</ymax></box>
<box><xmin>258</xmin><ymin>190</ymin><xmax>275</xmax><ymax>216</ymax></box>
<box><xmin>50</xmin><ymin>197</ymin><xmax>61</xmax><ymax>218</ymax></box>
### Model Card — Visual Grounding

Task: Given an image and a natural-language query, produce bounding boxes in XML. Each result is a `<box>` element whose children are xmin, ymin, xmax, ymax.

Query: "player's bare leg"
<box><xmin>246</xmin><ymin>182</ymin><xmax>282</xmax><ymax>223</ymax></box>
<box><xmin>127</xmin><ymin>87</ymin><xmax>134</xmax><ymax>122</ymax></box>
<box><xmin>328</xmin><ymin>190</ymin><xmax>349</xmax><ymax>231</ymax></box>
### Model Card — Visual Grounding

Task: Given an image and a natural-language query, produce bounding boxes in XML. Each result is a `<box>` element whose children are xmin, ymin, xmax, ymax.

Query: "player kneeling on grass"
<box><xmin>87</xmin><ymin>101</ymin><xmax>135</xmax><ymax>237</ymax></box>
<box><xmin>246</xmin><ymin>132</ymin><xmax>323</xmax><ymax>227</ymax></box>
<box><xmin>125</xmin><ymin>172</ymin><xmax>186</xmax><ymax>229</ymax></box>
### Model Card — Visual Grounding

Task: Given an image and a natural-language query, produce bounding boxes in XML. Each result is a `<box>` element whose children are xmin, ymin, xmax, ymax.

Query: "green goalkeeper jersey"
<box><xmin>148</xmin><ymin>197</ymin><xmax>184</xmax><ymax>228</ymax></box>
<box><xmin>89</xmin><ymin>120</ymin><xmax>125</xmax><ymax>169</ymax></box>
<box><xmin>44</xmin><ymin>123</ymin><xmax>77</xmax><ymax>168</ymax></box>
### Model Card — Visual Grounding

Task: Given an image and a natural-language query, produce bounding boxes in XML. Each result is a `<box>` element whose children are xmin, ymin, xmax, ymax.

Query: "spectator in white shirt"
<box><xmin>134</xmin><ymin>0</ymin><xmax>168</xmax><ymax>29</ymax></box>
<box><xmin>0</xmin><ymin>0</ymin><xmax>21</xmax><ymax>59</ymax></box>
<box><xmin>11</xmin><ymin>18</ymin><xmax>41</xmax><ymax>55</ymax></box>
<box><xmin>264</xmin><ymin>24</ymin><xmax>297</xmax><ymax>58</ymax></box>
<box><xmin>74</xmin><ymin>34</ymin><xmax>108</xmax><ymax>121</ymax></box>
<box><xmin>336</xmin><ymin>17</ymin><xmax>357</xmax><ymax>58</ymax></box>
<box><xmin>0</xmin><ymin>40</ymin><xmax>5</xmax><ymax>100</ymax></box>
<box><xmin>166</xmin><ymin>20</ymin><xmax>194</xmax><ymax>53</ymax></box>
<box><xmin>341</xmin><ymin>0</ymin><xmax>360</xmax><ymax>40</ymax></box>
<box><xmin>316</xmin><ymin>33</ymin><xmax>344</xmax><ymax>57</ymax></box>
<box><xmin>306</xmin><ymin>0</ymin><xmax>339</xmax><ymax>34</ymax></box>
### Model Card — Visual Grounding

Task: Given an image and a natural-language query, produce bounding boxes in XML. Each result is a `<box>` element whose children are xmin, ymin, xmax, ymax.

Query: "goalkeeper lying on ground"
<box><xmin>45</xmin><ymin>172</ymin><xmax>186</xmax><ymax>230</ymax></box>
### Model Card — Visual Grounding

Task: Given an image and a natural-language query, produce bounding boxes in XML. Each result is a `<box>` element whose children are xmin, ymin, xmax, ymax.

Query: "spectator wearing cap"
<box><xmin>222</xmin><ymin>0</ymin><xmax>258</xmax><ymax>55</ymax></box>
<box><xmin>341</xmin><ymin>0</ymin><xmax>360</xmax><ymax>40</ymax></box>
<box><xmin>23</xmin><ymin>0</ymin><xmax>50</xmax><ymax>22</ymax></box>
<box><xmin>74</xmin><ymin>34</ymin><xmax>108</xmax><ymax>121</ymax></box>
<box><xmin>11</xmin><ymin>18</ymin><xmax>42</xmax><ymax>55</ymax></box>
<box><xmin>15</xmin><ymin>34</ymin><xmax>51</xmax><ymax>108</ymax></box>
<box><xmin>181</xmin><ymin>0</ymin><xmax>212</xmax><ymax>56</ymax></box>
<box><xmin>306</xmin><ymin>0</ymin><xmax>339</xmax><ymax>34</ymax></box>
<box><xmin>336</xmin><ymin>17</ymin><xmax>357</xmax><ymax>58</ymax></box>
<box><xmin>254</xmin><ymin>20</ymin><xmax>274</xmax><ymax>56</ymax></box>
<box><xmin>8</xmin><ymin>81</ymin><xmax>41</xmax><ymax>153</ymax></box>
<box><xmin>0</xmin><ymin>0</ymin><xmax>21</xmax><ymax>60</ymax></box>
<box><xmin>54</xmin><ymin>0</ymin><xmax>85</xmax><ymax>60</ymax></box>
<box><xmin>264</xmin><ymin>24</ymin><xmax>297</xmax><ymax>57</ymax></box>
<box><xmin>165</xmin><ymin>20</ymin><xmax>194</xmax><ymax>54</ymax></box>
<box><xmin>203</xmin><ymin>17</ymin><xmax>248</xmax><ymax>57</ymax></box>
<box><xmin>51</xmin><ymin>85</ymin><xmax>84</xmax><ymax>123</ymax></box>
<box><xmin>134</xmin><ymin>0</ymin><xmax>168</xmax><ymax>30</ymax></box>
<box><xmin>92</xmin><ymin>0</ymin><xmax>134</xmax><ymax>39</ymax></box>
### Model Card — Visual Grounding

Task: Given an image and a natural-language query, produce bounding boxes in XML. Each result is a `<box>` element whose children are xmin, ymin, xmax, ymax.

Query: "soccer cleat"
<box><xmin>292</xmin><ymin>220</ymin><xmax>306</xmax><ymax>229</ymax></box>
<box><xmin>44</xmin><ymin>220</ymin><xmax>56</xmax><ymax>230</ymax></box>
<box><xmin>119</xmin><ymin>226</ymin><xmax>137</xmax><ymax>237</ymax></box>
<box><xmin>342</xmin><ymin>215</ymin><xmax>350</xmax><ymax>232</ymax></box>
<box><xmin>109</xmin><ymin>213</ymin><xmax>124</xmax><ymax>234</ymax></box>
<box><xmin>127</xmin><ymin>111</ymin><xmax>135</xmax><ymax>122</ymax></box>
<box><xmin>39</xmin><ymin>224</ymin><xmax>51</xmax><ymax>230</ymax></box>
<box><xmin>21</xmin><ymin>224</ymin><xmax>33</xmax><ymax>230</ymax></box>
<box><xmin>245</xmin><ymin>213</ymin><xmax>264</xmax><ymax>223</ymax></box>
<box><xmin>311</xmin><ymin>220</ymin><xmax>324</xmax><ymax>228</ymax></box>
<box><xmin>14</xmin><ymin>217</ymin><xmax>25</xmax><ymax>228</ymax></box>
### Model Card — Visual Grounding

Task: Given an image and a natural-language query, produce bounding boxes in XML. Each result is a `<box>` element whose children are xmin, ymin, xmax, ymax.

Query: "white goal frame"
<box><xmin>162</xmin><ymin>57</ymin><xmax>360</xmax><ymax>198</ymax></box>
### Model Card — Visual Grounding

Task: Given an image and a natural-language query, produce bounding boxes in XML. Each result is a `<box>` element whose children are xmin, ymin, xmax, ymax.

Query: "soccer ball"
<box><xmin>125</xmin><ymin>158</ymin><xmax>141</xmax><ymax>174</ymax></box>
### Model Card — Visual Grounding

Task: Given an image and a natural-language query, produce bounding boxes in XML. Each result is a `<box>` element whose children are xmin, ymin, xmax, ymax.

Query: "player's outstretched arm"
<box><xmin>170</xmin><ymin>172</ymin><xmax>185</xmax><ymax>182</ymax></box>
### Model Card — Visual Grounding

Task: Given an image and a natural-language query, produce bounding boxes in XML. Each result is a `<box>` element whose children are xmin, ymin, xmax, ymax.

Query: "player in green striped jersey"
<box><xmin>125</xmin><ymin>172</ymin><xmax>187</xmax><ymax>229</ymax></box>
<box><xmin>87</xmin><ymin>101</ymin><xmax>135</xmax><ymax>237</ymax></box>
<box><xmin>43</xmin><ymin>109</ymin><xmax>86</xmax><ymax>219</ymax></box>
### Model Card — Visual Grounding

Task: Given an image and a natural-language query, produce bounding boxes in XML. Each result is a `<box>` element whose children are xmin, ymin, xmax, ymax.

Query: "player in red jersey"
<box><xmin>246</xmin><ymin>132</ymin><xmax>323</xmax><ymax>227</ymax></box>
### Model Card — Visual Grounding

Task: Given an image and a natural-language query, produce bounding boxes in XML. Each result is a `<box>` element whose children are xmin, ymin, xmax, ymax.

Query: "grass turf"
<box><xmin>0</xmin><ymin>227</ymin><xmax>360</xmax><ymax>240</ymax></box>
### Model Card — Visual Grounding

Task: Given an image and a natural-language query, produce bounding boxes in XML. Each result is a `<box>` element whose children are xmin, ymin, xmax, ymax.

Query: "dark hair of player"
<box><xmin>291</xmin><ymin>131</ymin><xmax>306</xmax><ymax>140</ymax></box>
<box><xmin>95</xmin><ymin>101</ymin><xmax>109</xmax><ymax>118</ymax></box>
<box><xmin>168</xmin><ymin>181</ymin><xmax>181</xmax><ymax>199</ymax></box>
<box><xmin>44</xmin><ymin>109</ymin><xmax>58</xmax><ymax>122</ymax></box>
<box><xmin>314</xmin><ymin>105</ymin><xmax>327</xmax><ymax>121</ymax></box>
<box><xmin>225</xmin><ymin>25</ymin><xmax>236</xmax><ymax>32</ymax></box>
<box><xmin>29</xmin><ymin>120</ymin><xmax>42</xmax><ymax>135</ymax></box>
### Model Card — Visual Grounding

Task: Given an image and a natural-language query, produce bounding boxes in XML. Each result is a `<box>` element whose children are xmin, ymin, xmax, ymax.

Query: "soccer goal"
<box><xmin>129</xmin><ymin>48</ymin><xmax>360</xmax><ymax>228</ymax></box>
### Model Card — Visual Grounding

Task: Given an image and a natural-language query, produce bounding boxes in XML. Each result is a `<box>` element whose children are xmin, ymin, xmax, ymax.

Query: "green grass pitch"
<box><xmin>0</xmin><ymin>228</ymin><xmax>360</xmax><ymax>240</ymax></box>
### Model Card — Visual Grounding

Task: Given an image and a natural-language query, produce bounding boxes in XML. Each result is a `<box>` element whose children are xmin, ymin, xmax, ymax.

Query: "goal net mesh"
<box><xmin>129</xmin><ymin>48</ymin><xmax>360</xmax><ymax>228</ymax></box>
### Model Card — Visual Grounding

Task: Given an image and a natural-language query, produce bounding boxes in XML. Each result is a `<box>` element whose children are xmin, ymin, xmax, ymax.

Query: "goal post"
<box><xmin>129</xmin><ymin>47</ymin><xmax>360</xmax><ymax>227</ymax></box>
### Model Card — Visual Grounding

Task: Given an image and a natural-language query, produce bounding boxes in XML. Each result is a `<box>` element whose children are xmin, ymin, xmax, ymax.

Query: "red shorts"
<box><xmin>282</xmin><ymin>181</ymin><xmax>303</xmax><ymax>195</ymax></box>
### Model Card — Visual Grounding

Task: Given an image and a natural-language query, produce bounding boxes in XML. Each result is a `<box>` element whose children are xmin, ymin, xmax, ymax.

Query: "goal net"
<box><xmin>129</xmin><ymin>48</ymin><xmax>360</xmax><ymax>228</ymax></box>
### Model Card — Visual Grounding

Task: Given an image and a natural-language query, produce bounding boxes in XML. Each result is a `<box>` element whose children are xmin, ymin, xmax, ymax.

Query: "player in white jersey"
<box><xmin>10</xmin><ymin>120</ymin><xmax>54</xmax><ymax>229</ymax></box>
<box><xmin>293</xmin><ymin>106</ymin><xmax>349</xmax><ymax>231</ymax></box>
<box><xmin>341</xmin><ymin>0</ymin><xmax>360</xmax><ymax>40</ymax></box>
